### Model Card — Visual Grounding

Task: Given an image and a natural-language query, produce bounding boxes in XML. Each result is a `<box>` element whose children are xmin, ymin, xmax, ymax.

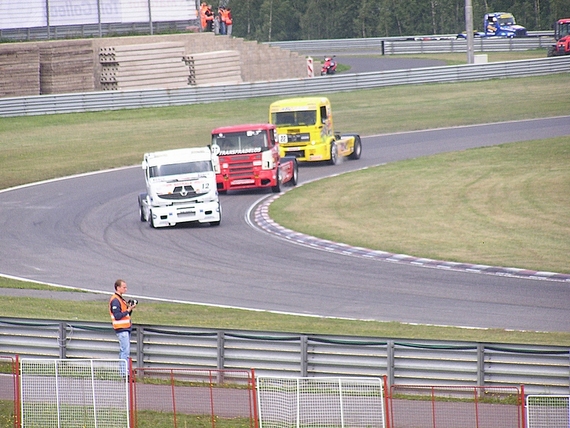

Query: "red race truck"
<box><xmin>547</xmin><ymin>18</ymin><xmax>570</xmax><ymax>57</ymax></box>
<box><xmin>211</xmin><ymin>123</ymin><xmax>298</xmax><ymax>193</ymax></box>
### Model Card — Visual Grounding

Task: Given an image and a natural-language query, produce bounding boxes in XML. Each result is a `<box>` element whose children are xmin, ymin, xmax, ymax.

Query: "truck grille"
<box><xmin>227</xmin><ymin>155</ymin><xmax>254</xmax><ymax>177</ymax></box>
<box><xmin>159</xmin><ymin>185</ymin><xmax>198</xmax><ymax>200</ymax></box>
<box><xmin>286</xmin><ymin>133</ymin><xmax>310</xmax><ymax>143</ymax></box>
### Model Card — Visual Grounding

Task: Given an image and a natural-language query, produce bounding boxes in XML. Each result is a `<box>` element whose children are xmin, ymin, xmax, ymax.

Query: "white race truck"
<box><xmin>138</xmin><ymin>147</ymin><xmax>221</xmax><ymax>228</ymax></box>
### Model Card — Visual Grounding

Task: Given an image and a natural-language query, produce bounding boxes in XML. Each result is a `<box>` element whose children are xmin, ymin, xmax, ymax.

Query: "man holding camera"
<box><xmin>109</xmin><ymin>279</ymin><xmax>137</xmax><ymax>365</ymax></box>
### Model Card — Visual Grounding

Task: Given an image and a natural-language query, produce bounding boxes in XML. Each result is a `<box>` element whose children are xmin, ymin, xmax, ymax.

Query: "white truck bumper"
<box><xmin>150</xmin><ymin>201</ymin><xmax>221</xmax><ymax>227</ymax></box>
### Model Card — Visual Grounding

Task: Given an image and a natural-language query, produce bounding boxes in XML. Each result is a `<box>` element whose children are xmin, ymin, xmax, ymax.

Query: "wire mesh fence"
<box><xmin>256</xmin><ymin>376</ymin><xmax>387</xmax><ymax>428</ymax></box>
<box><xmin>526</xmin><ymin>395</ymin><xmax>570</xmax><ymax>428</ymax></box>
<box><xmin>19</xmin><ymin>358</ymin><xmax>129</xmax><ymax>428</ymax></box>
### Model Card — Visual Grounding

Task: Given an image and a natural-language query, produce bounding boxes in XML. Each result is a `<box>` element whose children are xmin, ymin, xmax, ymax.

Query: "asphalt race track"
<box><xmin>1</xmin><ymin>117</ymin><xmax>569</xmax><ymax>333</ymax></box>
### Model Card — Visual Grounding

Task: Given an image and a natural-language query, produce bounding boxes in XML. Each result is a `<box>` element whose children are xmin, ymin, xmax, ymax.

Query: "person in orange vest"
<box><xmin>205</xmin><ymin>5</ymin><xmax>214</xmax><ymax>32</ymax></box>
<box><xmin>224</xmin><ymin>7</ymin><xmax>233</xmax><ymax>36</ymax></box>
<box><xmin>109</xmin><ymin>279</ymin><xmax>137</xmax><ymax>369</ymax></box>
<box><xmin>199</xmin><ymin>2</ymin><xmax>208</xmax><ymax>32</ymax></box>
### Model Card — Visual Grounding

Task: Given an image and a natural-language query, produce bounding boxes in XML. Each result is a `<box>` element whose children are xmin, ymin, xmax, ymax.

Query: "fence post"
<box><xmin>136</xmin><ymin>326</ymin><xmax>144</xmax><ymax>368</ymax></box>
<box><xmin>147</xmin><ymin>0</ymin><xmax>154</xmax><ymax>35</ymax></box>
<box><xmin>45</xmin><ymin>0</ymin><xmax>51</xmax><ymax>40</ymax></box>
<box><xmin>477</xmin><ymin>343</ymin><xmax>485</xmax><ymax>386</ymax></box>
<box><xmin>300</xmin><ymin>335</ymin><xmax>308</xmax><ymax>377</ymax></box>
<box><xmin>58</xmin><ymin>322</ymin><xmax>66</xmax><ymax>359</ymax></box>
<box><xmin>217</xmin><ymin>331</ymin><xmax>225</xmax><ymax>370</ymax></box>
<box><xmin>387</xmin><ymin>340</ymin><xmax>394</xmax><ymax>388</ymax></box>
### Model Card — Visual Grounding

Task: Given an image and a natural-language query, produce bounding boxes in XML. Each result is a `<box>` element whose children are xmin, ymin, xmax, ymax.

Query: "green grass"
<box><xmin>271</xmin><ymin>137</ymin><xmax>570</xmax><ymax>273</ymax></box>
<box><xmin>0</xmin><ymin>56</ymin><xmax>569</xmax><ymax>344</ymax></box>
<box><xmin>1</xmin><ymin>400</ymin><xmax>256</xmax><ymax>428</ymax></box>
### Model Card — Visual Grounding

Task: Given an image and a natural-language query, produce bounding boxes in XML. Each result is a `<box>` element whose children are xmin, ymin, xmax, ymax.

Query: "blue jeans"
<box><xmin>116</xmin><ymin>331</ymin><xmax>130</xmax><ymax>375</ymax></box>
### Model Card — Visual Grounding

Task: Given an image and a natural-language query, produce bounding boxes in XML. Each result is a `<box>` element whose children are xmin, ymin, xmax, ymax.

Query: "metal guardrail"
<box><xmin>1</xmin><ymin>56</ymin><xmax>569</xmax><ymax>117</ymax></box>
<box><xmin>0</xmin><ymin>317</ymin><xmax>568</xmax><ymax>395</ymax></box>
<box><xmin>267</xmin><ymin>36</ymin><xmax>555</xmax><ymax>55</ymax></box>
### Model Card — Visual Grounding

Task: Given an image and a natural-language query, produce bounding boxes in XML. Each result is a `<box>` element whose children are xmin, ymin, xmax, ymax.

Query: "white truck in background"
<box><xmin>138</xmin><ymin>147</ymin><xmax>221</xmax><ymax>228</ymax></box>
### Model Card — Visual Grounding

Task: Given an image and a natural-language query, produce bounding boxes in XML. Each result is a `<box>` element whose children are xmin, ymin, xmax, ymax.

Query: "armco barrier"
<box><xmin>268</xmin><ymin>36</ymin><xmax>554</xmax><ymax>55</ymax></box>
<box><xmin>0</xmin><ymin>317</ymin><xmax>568</xmax><ymax>395</ymax></box>
<box><xmin>1</xmin><ymin>56</ymin><xmax>569</xmax><ymax>117</ymax></box>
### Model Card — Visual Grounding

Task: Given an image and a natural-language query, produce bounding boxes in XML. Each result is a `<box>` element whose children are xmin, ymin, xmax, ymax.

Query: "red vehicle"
<box><xmin>547</xmin><ymin>18</ymin><xmax>570</xmax><ymax>57</ymax></box>
<box><xmin>321</xmin><ymin>56</ymin><xmax>337</xmax><ymax>75</ymax></box>
<box><xmin>211</xmin><ymin>123</ymin><xmax>298</xmax><ymax>193</ymax></box>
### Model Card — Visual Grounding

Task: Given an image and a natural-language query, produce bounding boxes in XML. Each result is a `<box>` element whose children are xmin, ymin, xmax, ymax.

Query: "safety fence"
<box><xmin>526</xmin><ymin>395</ymin><xmax>570</xmax><ymax>428</ymax></box>
<box><xmin>132</xmin><ymin>367</ymin><xmax>257</xmax><ymax>428</ymax></box>
<box><xmin>1</xmin><ymin>317</ymin><xmax>569</xmax><ymax>396</ymax></box>
<box><xmin>0</xmin><ymin>355</ymin><xmax>18</xmax><ymax>428</ymax></box>
<box><xmin>390</xmin><ymin>384</ymin><xmax>525</xmax><ymax>428</ymax></box>
<box><xmin>1</xmin><ymin>55</ymin><xmax>569</xmax><ymax>117</ymax></box>
<box><xmin>256</xmin><ymin>376</ymin><xmax>387</xmax><ymax>428</ymax></box>
<box><xmin>269</xmin><ymin>36</ymin><xmax>554</xmax><ymax>55</ymax></box>
<box><xmin>19</xmin><ymin>358</ymin><xmax>130</xmax><ymax>428</ymax></box>
<box><xmin>2</xmin><ymin>357</ymin><xmax>568</xmax><ymax>428</ymax></box>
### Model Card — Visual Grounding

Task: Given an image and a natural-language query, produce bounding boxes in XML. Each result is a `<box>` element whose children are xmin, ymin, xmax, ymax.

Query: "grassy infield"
<box><xmin>0</xmin><ymin>51</ymin><xmax>569</xmax><ymax>426</ymax></box>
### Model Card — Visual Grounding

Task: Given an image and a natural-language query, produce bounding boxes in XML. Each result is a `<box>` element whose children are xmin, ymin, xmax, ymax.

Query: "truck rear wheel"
<box><xmin>349</xmin><ymin>136</ymin><xmax>362</xmax><ymax>160</ymax></box>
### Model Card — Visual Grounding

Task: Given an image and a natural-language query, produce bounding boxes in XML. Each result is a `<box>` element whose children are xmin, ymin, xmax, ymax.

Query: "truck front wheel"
<box><xmin>329</xmin><ymin>142</ymin><xmax>339</xmax><ymax>165</ymax></box>
<box><xmin>272</xmin><ymin>170</ymin><xmax>281</xmax><ymax>193</ymax></box>
<box><xmin>290</xmin><ymin>160</ymin><xmax>298</xmax><ymax>186</ymax></box>
<box><xmin>138</xmin><ymin>194</ymin><xmax>147</xmax><ymax>222</ymax></box>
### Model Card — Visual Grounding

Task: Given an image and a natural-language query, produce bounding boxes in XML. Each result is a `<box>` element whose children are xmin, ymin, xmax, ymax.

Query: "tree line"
<box><xmin>223</xmin><ymin>0</ymin><xmax>570</xmax><ymax>41</ymax></box>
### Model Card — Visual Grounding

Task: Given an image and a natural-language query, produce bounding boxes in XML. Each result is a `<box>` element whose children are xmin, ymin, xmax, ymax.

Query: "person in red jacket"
<box><xmin>224</xmin><ymin>7</ymin><xmax>233</xmax><ymax>36</ymax></box>
<box><xmin>109</xmin><ymin>279</ymin><xmax>136</xmax><ymax>369</ymax></box>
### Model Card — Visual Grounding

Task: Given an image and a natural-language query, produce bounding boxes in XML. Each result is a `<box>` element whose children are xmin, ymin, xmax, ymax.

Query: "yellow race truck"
<box><xmin>269</xmin><ymin>97</ymin><xmax>361</xmax><ymax>165</ymax></box>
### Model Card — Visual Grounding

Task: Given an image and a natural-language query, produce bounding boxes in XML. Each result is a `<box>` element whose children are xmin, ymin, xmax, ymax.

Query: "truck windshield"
<box><xmin>272</xmin><ymin>111</ymin><xmax>316</xmax><ymax>127</ymax></box>
<box><xmin>212</xmin><ymin>130</ymin><xmax>268</xmax><ymax>151</ymax></box>
<box><xmin>149</xmin><ymin>161</ymin><xmax>212</xmax><ymax>178</ymax></box>
<box><xmin>557</xmin><ymin>22</ymin><xmax>570</xmax><ymax>39</ymax></box>
<box><xmin>498</xmin><ymin>16</ymin><xmax>515</xmax><ymax>25</ymax></box>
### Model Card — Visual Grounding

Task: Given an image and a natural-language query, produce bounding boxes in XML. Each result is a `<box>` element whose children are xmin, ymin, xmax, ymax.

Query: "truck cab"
<box><xmin>547</xmin><ymin>18</ymin><xmax>570</xmax><ymax>56</ymax></box>
<box><xmin>483</xmin><ymin>13</ymin><xmax>527</xmax><ymax>37</ymax></box>
<box><xmin>139</xmin><ymin>147</ymin><xmax>221</xmax><ymax>228</ymax></box>
<box><xmin>211</xmin><ymin>123</ymin><xmax>298</xmax><ymax>193</ymax></box>
<box><xmin>269</xmin><ymin>97</ymin><xmax>361</xmax><ymax>165</ymax></box>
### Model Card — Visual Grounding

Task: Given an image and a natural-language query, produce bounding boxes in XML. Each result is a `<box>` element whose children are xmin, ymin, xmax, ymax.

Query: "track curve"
<box><xmin>1</xmin><ymin>117</ymin><xmax>569</xmax><ymax>332</ymax></box>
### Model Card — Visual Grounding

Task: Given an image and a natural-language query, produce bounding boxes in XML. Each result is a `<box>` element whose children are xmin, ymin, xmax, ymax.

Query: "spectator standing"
<box><xmin>109</xmin><ymin>279</ymin><xmax>136</xmax><ymax>370</ymax></box>
<box><xmin>218</xmin><ymin>6</ymin><xmax>227</xmax><ymax>35</ymax></box>
<box><xmin>205</xmin><ymin>5</ymin><xmax>214</xmax><ymax>31</ymax></box>
<box><xmin>199</xmin><ymin>2</ymin><xmax>208</xmax><ymax>31</ymax></box>
<box><xmin>225</xmin><ymin>7</ymin><xmax>233</xmax><ymax>36</ymax></box>
<box><xmin>214</xmin><ymin>12</ymin><xmax>220</xmax><ymax>35</ymax></box>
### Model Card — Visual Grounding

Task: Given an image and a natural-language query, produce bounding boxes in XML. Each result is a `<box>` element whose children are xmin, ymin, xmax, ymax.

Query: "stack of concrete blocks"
<box><xmin>0</xmin><ymin>45</ymin><xmax>40</xmax><ymax>97</ymax></box>
<box><xmin>40</xmin><ymin>41</ymin><xmax>94</xmax><ymax>94</ymax></box>
<box><xmin>0</xmin><ymin>33</ymin><xmax>307</xmax><ymax>97</ymax></box>
<box><xmin>99</xmin><ymin>42</ymin><xmax>189</xmax><ymax>91</ymax></box>
<box><xmin>229</xmin><ymin>38</ymin><xmax>306</xmax><ymax>82</ymax></box>
<box><xmin>183</xmin><ymin>50</ymin><xmax>242</xmax><ymax>86</ymax></box>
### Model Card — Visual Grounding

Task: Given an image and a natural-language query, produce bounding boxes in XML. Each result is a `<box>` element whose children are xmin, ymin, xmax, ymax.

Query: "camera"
<box><xmin>127</xmin><ymin>299</ymin><xmax>138</xmax><ymax>306</ymax></box>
